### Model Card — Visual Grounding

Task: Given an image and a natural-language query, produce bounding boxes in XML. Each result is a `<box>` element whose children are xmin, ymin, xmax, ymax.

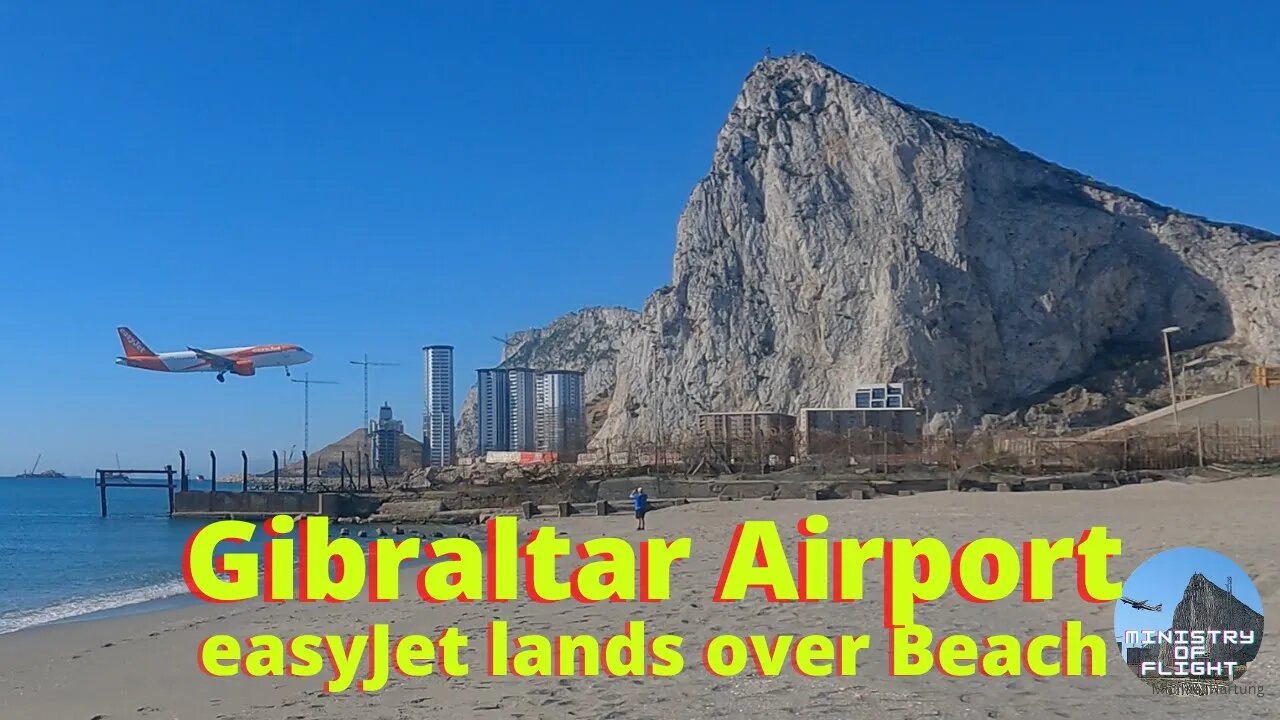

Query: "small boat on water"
<box><xmin>15</xmin><ymin>454</ymin><xmax>67</xmax><ymax>478</ymax></box>
<box><xmin>102</xmin><ymin>454</ymin><xmax>129</xmax><ymax>481</ymax></box>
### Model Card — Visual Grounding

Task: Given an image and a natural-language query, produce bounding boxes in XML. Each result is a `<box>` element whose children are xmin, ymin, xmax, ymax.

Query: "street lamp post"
<box><xmin>1161</xmin><ymin>326</ymin><xmax>1181</xmax><ymax>432</ymax></box>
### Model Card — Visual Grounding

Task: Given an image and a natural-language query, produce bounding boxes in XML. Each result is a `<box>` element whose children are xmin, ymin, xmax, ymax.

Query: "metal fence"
<box><xmin>575</xmin><ymin>421</ymin><xmax>1280</xmax><ymax>475</ymax></box>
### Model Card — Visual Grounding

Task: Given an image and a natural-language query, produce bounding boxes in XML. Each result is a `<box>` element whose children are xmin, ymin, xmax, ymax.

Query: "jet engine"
<box><xmin>232</xmin><ymin>360</ymin><xmax>256</xmax><ymax>376</ymax></box>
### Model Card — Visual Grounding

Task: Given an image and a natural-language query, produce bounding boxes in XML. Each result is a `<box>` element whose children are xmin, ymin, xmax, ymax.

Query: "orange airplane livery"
<box><xmin>114</xmin><ymin>326</ymin><xmax>313</xmax><ymax>383</ymax></box>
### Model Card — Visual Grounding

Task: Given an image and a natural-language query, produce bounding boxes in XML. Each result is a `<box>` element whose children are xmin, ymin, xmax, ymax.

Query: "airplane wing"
<box><xmin>187</xmin><ymin>346</ymin><xmax>236</xmax><ymax>371</ymax></box>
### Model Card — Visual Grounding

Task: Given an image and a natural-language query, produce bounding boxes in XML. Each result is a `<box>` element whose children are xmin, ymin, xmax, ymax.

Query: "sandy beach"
<box><xmin>1</xmin><ymin>476</ymin><xmax>1276</xmax><ymax>719</ymax></box>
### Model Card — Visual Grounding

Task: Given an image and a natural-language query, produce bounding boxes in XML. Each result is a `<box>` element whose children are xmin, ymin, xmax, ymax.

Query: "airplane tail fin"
<box><xmin>117</xmin><ymin>326</ymin><xmax>156</xmax><ymax>358</ymax></box>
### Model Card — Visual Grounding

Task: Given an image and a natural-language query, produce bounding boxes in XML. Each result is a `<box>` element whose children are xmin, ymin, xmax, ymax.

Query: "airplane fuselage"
<box><xmin>115</xmin><ymin>344</ymin><xmax>312</xmax><ymax>373</ymax></box>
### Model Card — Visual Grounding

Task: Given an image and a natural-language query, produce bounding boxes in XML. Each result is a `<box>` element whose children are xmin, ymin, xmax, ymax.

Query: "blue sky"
<box><xmin>2</xmin><ymin>2</ymin><xmax>1278</xmax><ymax>475</ymax></box>
<box><xmin>1115</xmin><ymin>546</ymin><xmax>1265</xmax><ymax>647</ymax></box>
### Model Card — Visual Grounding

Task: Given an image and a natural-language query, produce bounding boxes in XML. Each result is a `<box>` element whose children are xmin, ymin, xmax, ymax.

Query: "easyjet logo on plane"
<box><xmin>119</xmin><ymin>328</ymin><xmax>155</xmax><ymax>357</ymax></box>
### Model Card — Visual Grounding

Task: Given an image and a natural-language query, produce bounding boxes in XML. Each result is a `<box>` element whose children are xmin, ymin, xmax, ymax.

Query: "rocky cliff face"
<box><xmin>463</xmin><ymin>54</ymin><xmax>1280</xmax><ymax>451</ymax></box>
<box><xmin>593</xmin><ymin>53</ymin><xmax>1280</xmax><ymax>443</ymax></box>
<box><xmin>453</xmin><ymin>307</ymin><xmax>639</xmax><ymax>457</ymax></box>
<box><xmin>1154</xmin><ymin>573</ymin><xmax>1263</xmax><ymax>672</ymax></box>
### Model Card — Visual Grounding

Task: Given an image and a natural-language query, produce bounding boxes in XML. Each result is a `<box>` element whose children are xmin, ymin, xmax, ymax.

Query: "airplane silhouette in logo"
<box><xmin>1120</xmin><ymin>596</ymin><xmax>1163</xmax><ymax>612</ymax></box>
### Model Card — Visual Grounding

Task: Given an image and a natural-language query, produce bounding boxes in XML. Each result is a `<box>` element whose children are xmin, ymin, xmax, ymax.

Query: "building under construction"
<box><xmin>696</xmin><ymin>411</ymin><xmax>797</xmax><ymax>465</ymax></box>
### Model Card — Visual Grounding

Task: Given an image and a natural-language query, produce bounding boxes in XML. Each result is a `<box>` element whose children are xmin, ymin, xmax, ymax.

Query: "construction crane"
<box><xmin>291</xmin><ymin>374</ymin><xmax>339</xmax><ymax>455</ymax></box>
<box><xmin>349</xmin><ymin>354</ymin><xmax>400</xmax><ymax>442</ymax></box>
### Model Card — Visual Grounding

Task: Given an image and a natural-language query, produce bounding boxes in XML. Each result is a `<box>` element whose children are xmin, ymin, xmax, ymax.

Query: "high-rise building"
<box><xmin>371</xmin><ymin>402</ymin><xmax>403</xmax><ymax>472</ymax></box>
<box><xmin>476</xmin><ymin>367</ymin><xmax>537</xmax><ymax>453</ymax></box>
<box><xmin>476</xmin><ymin>368</ymin><xmax>510</xmax><ymax>455</ymax></box>
<box><xmin>507</xmin><ymin>368</ymin><xmax>538</xmax><ymax>452</ymax></box>
<box><xmin>422</xmin><ymin>346</ymin><xmax>454</xmax><ymax>467</ymax></box>
<box><xmin>536</xmin><ymin>369</ymin><xmax>585</xmax><ymax>459</ymax></box>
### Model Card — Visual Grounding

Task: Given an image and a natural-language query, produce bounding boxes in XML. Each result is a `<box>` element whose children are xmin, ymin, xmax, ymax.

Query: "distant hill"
<box><xmin>278</xmin><ymin>428</ymin><xmax>421</xmax><ymax>475</ymax></box>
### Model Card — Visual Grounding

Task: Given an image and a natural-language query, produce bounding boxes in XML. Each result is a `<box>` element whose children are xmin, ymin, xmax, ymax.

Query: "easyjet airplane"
<box><xmin>114</xmin><ymin>326</ymin><xmax>313</xmax><ymax>382</ymax></box>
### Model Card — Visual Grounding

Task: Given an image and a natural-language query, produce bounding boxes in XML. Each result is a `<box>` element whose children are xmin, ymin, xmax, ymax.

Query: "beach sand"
<box><xmin>1</xmin><ymin>476</ymin><xmax>1276</xmax><ymax>719</ymax></box>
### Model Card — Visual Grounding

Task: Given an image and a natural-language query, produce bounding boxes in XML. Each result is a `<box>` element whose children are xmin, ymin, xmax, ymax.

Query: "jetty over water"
<box><xmin>94</xmin><ymin>448</ymin><xmax>390</xmax><ymax>518</ymax></box>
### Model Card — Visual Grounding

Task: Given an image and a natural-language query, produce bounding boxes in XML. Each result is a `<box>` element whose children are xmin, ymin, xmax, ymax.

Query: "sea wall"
<box><xmin>172</xmin><ymin>491</ymin><xmax>383</xmax><ymax>519</ymax></box>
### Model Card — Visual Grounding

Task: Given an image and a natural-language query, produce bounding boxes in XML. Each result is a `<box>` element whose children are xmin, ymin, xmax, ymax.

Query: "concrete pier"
<box><xmin>172</xmin><ymin>491</ymin><xmax>382</xmax><ymax>519</ymax></box>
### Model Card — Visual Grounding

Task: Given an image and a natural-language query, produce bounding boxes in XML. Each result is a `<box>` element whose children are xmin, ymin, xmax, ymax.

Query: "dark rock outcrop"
<box><xmin>1153</xmin><ymin>572</ymin><xmax>1263</xmax><ymax>674</ymax></box>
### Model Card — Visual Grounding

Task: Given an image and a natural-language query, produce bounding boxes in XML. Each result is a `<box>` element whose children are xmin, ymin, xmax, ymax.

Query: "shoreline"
<box><xmin>0</xmin><ymin>519</ymin><xmax>470</xmax><ymax>638</ymax></box>
<box><xmin>1</xmin><ymin>478</ymin><xmax>1276</xmax><ymax>718</ymax></box>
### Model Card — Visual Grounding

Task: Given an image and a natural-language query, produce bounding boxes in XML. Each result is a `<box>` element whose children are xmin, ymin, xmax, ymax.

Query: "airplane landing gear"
<box><xmin>217</xmin><ymin>373</ymin><xmax>226</xmax><ymax>383</ymax></box>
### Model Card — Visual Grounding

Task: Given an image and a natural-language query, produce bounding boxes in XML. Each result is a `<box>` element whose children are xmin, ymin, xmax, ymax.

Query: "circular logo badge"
<box><xmin>1114</xmin><ymin>547</ymin><xmax>1264</xmax><ymax>693</ymax></box>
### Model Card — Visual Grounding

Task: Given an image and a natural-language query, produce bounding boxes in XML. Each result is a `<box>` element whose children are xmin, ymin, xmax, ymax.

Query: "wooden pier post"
<box><xmin>95</xmin><ymin>465</ymin><xmax>186</xmax><ymax>518</ymax></box>
<box><xmin>302</xmin><ymin>451</ymin><xmax>309</xmax><ymax>493</ymax></box>
<box><xmin>166</xmin><ymin>465</ymin><xmax>175</xmax><ymax>515</ymax></box>
<box><xmin>272</xmin><ymin>451</ymin><xmax>280</xmax><ymax>493</ymax></box>
<box><xmin>210</xmin><ymin>451</ymin><xmax>217</xmax><ymax>492</ymax></box>
<box><xmin>241</xmin><ymin>450</ymin><xmax>249</xmax><ymax>492</ymax></box>
<box><xmin>1196</xmin><ymin>421</ymin><xmax>1205</xmax><ymax>467</ymax></box>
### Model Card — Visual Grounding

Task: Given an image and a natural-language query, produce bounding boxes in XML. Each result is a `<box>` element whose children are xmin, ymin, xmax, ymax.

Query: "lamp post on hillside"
<box><xmin>1162</xmin><ymin>326</ymin><xmax>1181</xmax><ymax>432</ymax></box>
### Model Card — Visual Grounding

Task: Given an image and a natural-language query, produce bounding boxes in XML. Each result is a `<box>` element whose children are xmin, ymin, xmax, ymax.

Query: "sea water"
<box><xmin>0</xmin><ymin>477</ymin><xmax>456</xmax><ymax>635</ymax></box>
<box><xmin>0</xmin><ymin>477</ymin><xmax>222</xmax><ymax>634</ymax></box>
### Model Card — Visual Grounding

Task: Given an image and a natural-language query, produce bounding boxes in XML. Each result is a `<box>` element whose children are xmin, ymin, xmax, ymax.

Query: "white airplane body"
<box><xmin>114</xmin><ymin>327</ymin><xmax>312</xmax><ymax>382</ymax></box>
<box><xmin>1120</xmin><ymin>596</ymin><xmax>1162</xmax><ymax>612</ymax></box>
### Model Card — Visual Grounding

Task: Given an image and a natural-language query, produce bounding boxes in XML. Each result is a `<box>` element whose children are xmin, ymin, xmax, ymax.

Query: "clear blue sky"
<box><xmin>1115</xmin><ymin>546</ymin><xmax>1265</xmax><ymax>647</ymax></box>
<box><xmin>2</xmin><ymin>2</ymin><xmax>1277</xmax><ymax>475</ymax></box>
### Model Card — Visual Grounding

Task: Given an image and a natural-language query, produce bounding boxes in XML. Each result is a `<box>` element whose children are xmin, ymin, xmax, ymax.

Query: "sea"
<box><xmin>0</xmin><ymin>476</ymin><xmax>448</xmax><ymax>635</ymax></box>
<box><xmin>0</xmin><ymin>476</ymin><xmax>215</xmax><ymax>634</ymax></box>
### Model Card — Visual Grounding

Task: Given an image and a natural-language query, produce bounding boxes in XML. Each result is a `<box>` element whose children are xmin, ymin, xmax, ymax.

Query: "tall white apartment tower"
<box><xmin>507</xmin><ymin>368</ymin><xmax>538</xmax><ymax>452</ymax></box>
<box><xmin>476</xmin><ymin>367</ymin><xmax>537</xmax><ymax>453</ymax></box>
<box><xmin>476</xmin><ymin>368</ymin><xmax>510</xmax><ymax>455</ymax></box>
<box><xmin>422</xmin><ymin>345</ymin><xmax>454</xmax><ymax>467</ymax></box>
<box><xmin>536</xmin><ymin>369</ymin><xmax>585</xmax><ymax>459</ymax></box>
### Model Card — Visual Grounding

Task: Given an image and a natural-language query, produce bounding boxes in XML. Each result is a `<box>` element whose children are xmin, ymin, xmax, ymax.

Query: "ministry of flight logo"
<box><xmin>1114</xmin><ymin>547</ymin><xmax>1264</xmax><ymax>694</ymax></box>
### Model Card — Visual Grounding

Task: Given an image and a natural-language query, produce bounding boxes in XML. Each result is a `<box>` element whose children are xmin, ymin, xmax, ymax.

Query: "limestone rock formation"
<box><xmin>593</xmin><ymin>53</ymin><xmax>1280</xmax><ymax>444</ymax></box>
<box><xmin>466</xmin><ymin>54</ymin><xmax>1280</xmax><ymax>450</ymax></box>
<box><xmin>453</xmin><ymin>307</ymin><xmax>639</xmax><ymax>457</ymax></box>
<box><xmin>1154</xmin><ymin>572</ymin><xmax>1263</xmax><ymax>674</ymax></box>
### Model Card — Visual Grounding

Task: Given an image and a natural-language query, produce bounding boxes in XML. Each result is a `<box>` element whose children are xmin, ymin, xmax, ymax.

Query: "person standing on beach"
<box><xmin>630</xmin><ymin>487</ymin><xmax>648</xmax><ymax>531</ymax></box>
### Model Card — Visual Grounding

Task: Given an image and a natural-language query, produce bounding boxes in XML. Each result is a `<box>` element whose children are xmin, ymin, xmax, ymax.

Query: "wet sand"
<box><xmin>0</xmin><ymin>476</ymin><xmax>1276</xmax><ymax>719</ymax></box>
